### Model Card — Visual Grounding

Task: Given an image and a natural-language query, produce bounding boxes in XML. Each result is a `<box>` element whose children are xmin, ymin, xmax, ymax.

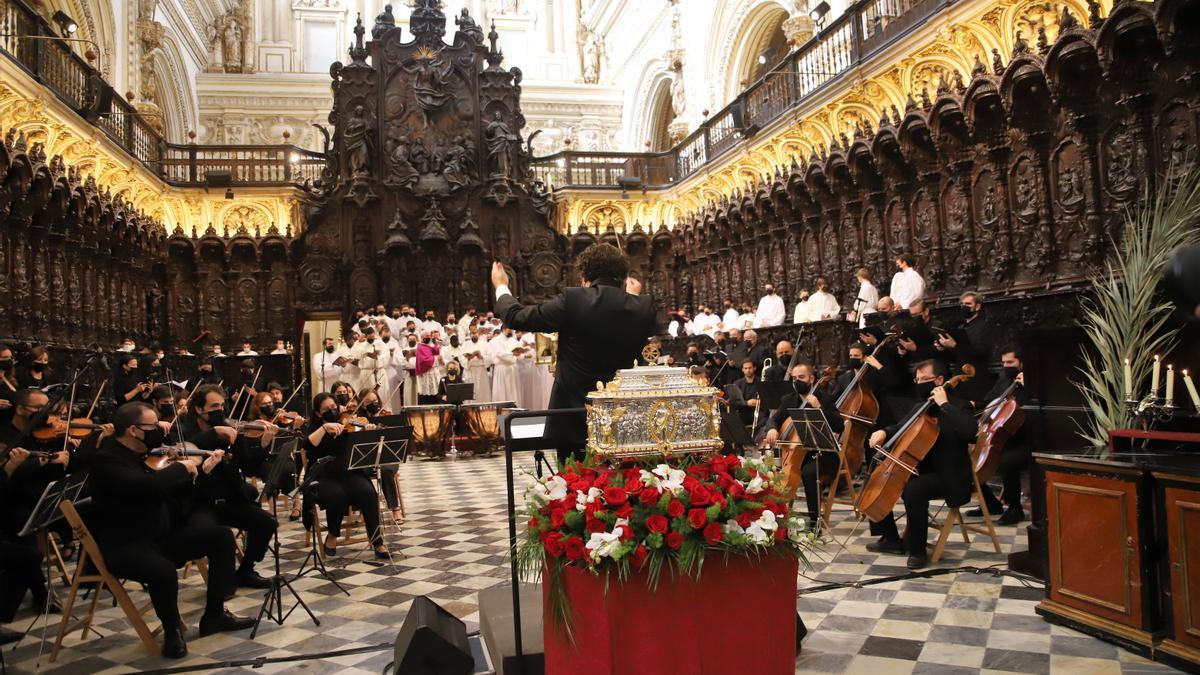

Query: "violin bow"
<box><xmin>59</xmin><ymin>379</ymin><xmax>79</xmax><ymax>456</ymax></box>
<box><xmin>279</xmin><ymin>377</ymin><xmax>307</xmax><ymax>414</ymax></box>
<box><xmin>85</xmin><ymin>379</ymin><xmax>107</xmax><ymax>419</ymax></box>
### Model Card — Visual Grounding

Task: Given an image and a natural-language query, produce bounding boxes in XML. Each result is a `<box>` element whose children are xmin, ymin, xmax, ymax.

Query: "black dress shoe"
<box><xmin>998</xmin><ymin>506</ymin><xmax>1026</xmax><ymax>525</ymax></box>
<box><xmin>236</xmin><ymin>568</ymin><xmax>273</xmax><ymax>589</ymax></box>
<box><xmin>906</xmin><ymin>553</ymin><xmax>929</xmax><ymax>569</ymax></box>
<box><xmin>199</xmin><ymin>609</ymin><xmax>255</xmax><ymax>636</ymax></box>
<box><xmin>0</xmin><ymin>625</ymin><xmax>24</xmax><ymax>646</ymax></box>
<box><xmin>161</xmin><ymin>626</ymin><xmax>187</xmax><ymax>659</ymax></box>
<box><xmin>865</xmin><ymin>537</ymin><xmax>906</xmax><ymax>555</ymax></box>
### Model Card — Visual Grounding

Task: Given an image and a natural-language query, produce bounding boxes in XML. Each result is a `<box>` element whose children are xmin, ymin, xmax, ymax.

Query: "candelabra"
<box><xmin>1125</xmin><ymin>395</ymin><xmax>1190</xmax><ymax>430</ymax></box>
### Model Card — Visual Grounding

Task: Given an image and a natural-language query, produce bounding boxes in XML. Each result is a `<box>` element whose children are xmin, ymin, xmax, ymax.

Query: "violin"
<box><xmin>31</xmin><ymin>415</ymin><xmax>106</xmax><ymax>442</ymax></box>
<box><xmin>271</xmin><ymin>410</ymin><xmax>304</xmax><ymax>428</ymax></box>
<box><xmin>834</xmin><ymin>334</ymin><xmax>898</xmax><ymax>477</ymax></box>
<box><xmin>338</xmin><ymin>412</ymin><xmax>370</xmax><ymax>432</ymax></box>
<box><xmin>854</xmin><ymin>365</ymin><xmax>975</xmax><ymax>523</ymax></box>
<box><xmin>144</xmin><ymin>442</ymin><xmax>208</xmax><ymax>470</ymax></box>
<box><xmin>773</xmin><ymin>367</ymin><xmax>837</xmax><ymax>501</ymax></box>
<box><xmin>972</xmin><ymin>378</ymin><xmax>1025</xmax><ymax>482</ymax></box>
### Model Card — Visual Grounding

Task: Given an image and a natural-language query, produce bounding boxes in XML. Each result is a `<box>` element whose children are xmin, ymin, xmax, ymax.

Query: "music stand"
<box><xmin>444</xmin><ymin>382</ymin><xmax>474</xmax><ymax>404</ymax></box>
<box><xmin>346</xmin><ymin>426</ymin><xmax>413</xmax><ymax>563</ymax></box>
<box><xmin>19</xmin><ymin>471</ymin><xmax>89</xmax><ymax>538</ymax></box>
<box><xmin>251</xmin><ymin>438</ymin><xmax>320</xmax><ymax>638</ymax></box>
<box><xmin>722</xmin><ymin>384</ymin><xmax>747</xmax><ymax>409</ymax></box>
<box><xmin>786</xmin><ymin>407</ymin><xmax>841</xmax><ymax>455</ymax></box>
<box><xmin>719</xmin><ymin>410</ymin><xmax>755</xmax><ymax>448</ymax></box>
<box><xmin>366</xmin><ymin>413</ymin><xmax>409</xmax><ymax>429</ymax></box>
<box><xmin>759</xmin><ymin>381</ymin><xmax>790</xmax><ymax>412</ymax></box>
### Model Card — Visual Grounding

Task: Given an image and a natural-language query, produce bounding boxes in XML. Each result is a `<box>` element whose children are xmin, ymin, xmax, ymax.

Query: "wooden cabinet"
<box><xmin>1037</xmin><ymin>463</ymin><xmax>1157</xmax><ymax>656</ymax></box>
<box><xmin>1159</xmin><ymin>481</ymin><xmax>1200</xmax><ymax>668</ymax></box>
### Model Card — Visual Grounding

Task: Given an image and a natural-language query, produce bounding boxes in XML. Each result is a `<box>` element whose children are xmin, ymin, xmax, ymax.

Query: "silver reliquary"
<box><xmin>585</xmin><ymin>365</ymin><xmax>723</xmax><ymax>460</ymax></box>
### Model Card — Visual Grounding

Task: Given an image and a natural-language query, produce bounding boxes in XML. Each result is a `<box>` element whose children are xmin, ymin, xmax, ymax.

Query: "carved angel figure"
<box><xmin>343</xmin><ymin>106</ymin><xmax>373</xmax><ymax>178</ymax></box>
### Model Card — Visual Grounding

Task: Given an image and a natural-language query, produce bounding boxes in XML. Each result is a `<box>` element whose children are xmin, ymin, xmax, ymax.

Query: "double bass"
<box><xmin>854</xmin><ymin>365</ymin><xmax>974</xmax><ymax>523</ymax></box>
<box><xmin>972</xmin><ymin>378</ymin><xmax>1024</xmax><ymax>482</ymax></box>
<box><xmin>834</xmin><ymin>334</ymin><xmax>897</xmax><ymax>477</ymax></box>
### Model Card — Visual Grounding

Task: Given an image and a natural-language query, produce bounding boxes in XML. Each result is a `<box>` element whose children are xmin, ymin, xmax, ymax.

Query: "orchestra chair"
<box><xmin>306</xmin><ymin>505</ymin><xmax>368</xmax><ymax>561</ymax></box>
<box><xmin>929</xmin><ymin>458</ymin><xmax>1002</xmax><ymax>563</ymax></box>
<box><xmin>51</xmin><ymin>501</ymin><xmax>197</xmax><ymax>662</ymax></box>
<box><xmin>819</xmin><ymin>452</ymin><xmax>860</xmax><ymax>528</ymax></box>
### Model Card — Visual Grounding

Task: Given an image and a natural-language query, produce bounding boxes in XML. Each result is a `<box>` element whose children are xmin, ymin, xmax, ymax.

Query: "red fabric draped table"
<box><xmin>544</xmin><ymin>554</ymin><xmax>798</xmax><ymax>674</ymax></box>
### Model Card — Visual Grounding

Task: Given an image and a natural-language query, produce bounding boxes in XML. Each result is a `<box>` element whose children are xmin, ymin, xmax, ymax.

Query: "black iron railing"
<box><xmin>532</xmin><ymin>0</ymin><xmax>955</xmax><ymax>191</ymax></box>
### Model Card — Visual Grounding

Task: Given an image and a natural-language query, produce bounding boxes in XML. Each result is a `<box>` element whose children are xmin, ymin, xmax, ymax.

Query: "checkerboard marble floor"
<box><xmin>2</xmin><ymin>454</ymin><xmax>1182</xmax><ymax>674</ymax></box>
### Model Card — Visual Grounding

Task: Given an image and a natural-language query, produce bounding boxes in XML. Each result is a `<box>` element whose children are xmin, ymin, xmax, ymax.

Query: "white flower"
<box><xmin>586</xmin><ymin>528</ymin><xmax>624</xmax><ymax>561</ymax></box>
<box><xmin>754</xmin><ymin>509</ymin><xmax>778</xmax><ymax>531</ymax></box>
<box><xmin>744</xmin><ymin>522</ymin><xmax>771</xmax><ymax>544</ymax></box>
<box><xmin>744</xmin><ymin>475</ymin><xmax>765</xmax><ymax>495</ymax></box>
<box><xmin>575</xmin><ymin>490</ymin><xmax>588</xmax><ymax>511</ymax></box>
<box><xmin>723</xmin><ymin>521</ymin><xmax>745</xmax><ymax>537</ymax></box>
<box><xmin>787</xmin><ymin>516</ymin><xmax>807</xmax><ymax>533</ymax></box>
<box><xmin>652</xmin><ymin>464</ymin><xmax>686</xmax><ymax>493</ymax></box>
<box><xmin>545</xmin><ymin>476</ymin><xmax>568</xmax><ymax>501</ymax></box>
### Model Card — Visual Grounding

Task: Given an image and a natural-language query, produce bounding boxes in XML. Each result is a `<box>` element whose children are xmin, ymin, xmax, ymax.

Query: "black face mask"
<box><xmin>792</xmin><ymin>380</ymin><xmax>811</xmax><ymax>397</ymax></box>
<box><xmin>140</xmin><ymin>426</ymin><xmax>167</xmax><ymax>450</ymax></box>
<box><xmin>0</xmin><ymin>359</ymin><xmax>12</xmax><ymax>371</ymax></box>
<box><xmin>382</xmin><ymin>336</ymin><xmax>391</xmax><ymax>343</ymax></box>
<box><xmin>961</xmin><ymin>305</ymin><xmax>975</xmax><ymax>318</ymax></box>
<box><xmin>364</xmin><ymin>402</ymin><xmax>381</xmax><ymax>415</ymax></box>
<box><xmin>367</xmin><ymin>338</ymin><xmax>375</xmax><ymax>343</ymax></box>
<box><xmin>321</xmin><ymin>408</ymin><xmax>340</xmax><ymax>423</ymax></box>
<box><xmin>156</xmin><ymin>403</ymin><xmax>176</xmax><ymax>420</ymax></box>
<box><xmin>392</xmin><ymin>313</ymin><xmax>401</xmax><ymax>319</ymax></box>
<box><xmin>848</xmin><ymin>358</ymin><xmax>863</xmax><ymax>369</ymax></box>
<box><xmin>1003</xmin><ymin>366</ymin><xmax>1021</xmax><ymax>381</ymax></box>
<box><xmin>31</xmin><ymin>363</ymin><xmax>46</xmax><ymax>373</ymax></box>
<box><xmin>325</xmin><ymin>345</ymin><xmax>336</xmax><ymax>353</ymax></box>
<box><xmin>450</xmin><ymin>338</ymin><xmax>459</xmax><ymax>347</ymax></box>
<box><xmin>913</xmin><ymin>381</ymin><xmax>937</xmax><ymax>399</ymax></box>
<box><xmin>408</xmin><ymin>341</ymin><xmax>418</xmax><ymax>348</ymax></box>
<box><xmin>333</xmin><ymin>393</ymin><xmax>350</xmax><ymax>406</ymax></box>
<box><xmin>260</xmin><ymin>404</ymin><xmax>276</xmax><ymax>418</ymax></box>
<box><xmin>200</xmin><ymin>368</ymin><xmax>213</xmax><ymax>375</ymax></box>
<box><xmin>241</xmin><ymin>369</ymin><xmax>253</xmax><ymax>376</ymax></box>
<box><xmin>206</xmin><ymin>410</ymin><xmax>227</xmax><ymax>427</ymax></box>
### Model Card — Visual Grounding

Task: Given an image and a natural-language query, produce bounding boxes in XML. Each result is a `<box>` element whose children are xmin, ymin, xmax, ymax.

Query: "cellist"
<box><xmin>865</xmin><ymin>359</ymin><xmax>976</xmax><ymax>570</ymax></box>
<box><xmin>761</xmin><ymin>363</ymin><xmax>844</xmax><ymax>527</ymax></box>
<box><xmin>968</xmin><ymin>346</ymin><xmax>1029</xmax><ymax>525</ymax></box>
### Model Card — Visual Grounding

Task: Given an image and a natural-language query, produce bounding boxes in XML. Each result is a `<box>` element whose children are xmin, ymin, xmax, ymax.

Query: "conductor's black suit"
<box><xmin>495</xmin><ymin>278</ymin><xmax>657</xmax><ymax>464</ymax></box>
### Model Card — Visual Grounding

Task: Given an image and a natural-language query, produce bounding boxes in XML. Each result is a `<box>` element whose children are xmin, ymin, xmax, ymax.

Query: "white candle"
<box><xmin>1166</xmin><ymin>365</ymin><xmax>1175</xmax><ymax>403</ymax></box>
<box><xmin>1152</xmin><ymin>355</ymin><xmax>1161</xmax><ymax>398</ymax></box>
<box><xmin>1184</xmin><ymin>370</ymin><xmax>1200</xmax><ymax>408</ymax></box>
<box><xmin>1124</xmin><ymin>358</ymin><xmax>1133</xmax><ymax>399</ymax></box>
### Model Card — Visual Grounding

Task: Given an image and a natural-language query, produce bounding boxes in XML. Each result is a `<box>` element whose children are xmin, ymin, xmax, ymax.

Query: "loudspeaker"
<box><xmin>204</xmin><ymin>169</ymin><xmax>233</xmax><ymax>187</ymax></box>
<box><xmin>730</xmin><ymin>100</ymin><xmax>746</xmax><ymax>129</ymax></box>
<box><xmin>393</xmin><ymin>596</ymin><xmax>473</xmax><ymax>675</ymax></box>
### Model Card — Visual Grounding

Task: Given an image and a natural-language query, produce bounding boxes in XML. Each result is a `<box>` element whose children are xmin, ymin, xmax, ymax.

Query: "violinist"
<box><xmin>355</xmin><ymin>387</ymin><xmax>403</xmax><ymax>522</ymax></box>
<box><xmin>865</xmin><ymin>359</ymin><xmax>976</xmax><ymax>569</ymax></box>
<box><xmin>330</xmin><ymin>380</ymin><xmax>357</xmax><ymax>412</ymax></box>
<box><xmin>196</xmin><ymin>359</ymin><xmax>220</xmax><ymax>386</ymax></box>
<box><xmin>245</xmin><ymin>391</ymin><xmax>301</xmax><ymax>509</ymax></box>
<box><xmin>762</xmin><ymin>363</ymin><xmax>844</xmax><ymax>527</ymax></box>
<box><xmin>0</xmin><ymin>446</ymin><xmax>53</xmax><ymax>624</ymax></box>
<box><xmin>0</xmin><ymin>390</ymin><xmax>71</xmax><ymax>539</ymax></box>
<box><xmin>177</xmin><ymin>385</ymin><xmax>276</xmax><ymax>589</ymax></box>
<box><xmin>16</xmin><ymin>346</ymin><xmax>53</xmax><ymax>390</ymax></box>
<box><xmin>89</xmin><ymin>402</ymin><xmax>255</xmax><ymax>659</ymax></box>
<box><xmin>149</xmin><ymin>385</ymin><xmax>179</xmax><ymax>425</ymax></box>
<box><xmin>968</xmin><ymin>346</ymin><xmax>1029</xmax><ymax>525</ymax></box>
<box><xmin>114</xmin><ymin>353</ymin><xmax>152</xmax><ymax>404</ymax></box>
<box><xmin>0</xmin><ymin>345</ymin><xmax>18</xmax><ymax>424</ymax></box>
<box><xmin>302</xmin><ymin>393</ymin><xmax>389</xmax><ymax>559</ymax></box>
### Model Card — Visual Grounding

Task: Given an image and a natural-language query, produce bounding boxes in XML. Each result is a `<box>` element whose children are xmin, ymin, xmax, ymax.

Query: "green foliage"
<box><xmin>1075</xmin><ymin>165</ymin><xmax>1200</xmax><ymax>445</ymax></box>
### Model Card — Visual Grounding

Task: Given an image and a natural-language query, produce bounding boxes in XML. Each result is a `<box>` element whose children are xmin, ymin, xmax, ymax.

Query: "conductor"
<box><xmin>492</xmin><ymin>244</ymin><xmax>657</xmax><ymax>465</ymax></box>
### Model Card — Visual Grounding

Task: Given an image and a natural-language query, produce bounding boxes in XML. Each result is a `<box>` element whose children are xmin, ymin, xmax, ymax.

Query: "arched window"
<box><xmin>647</xmin><ymin>78</ymin><xmax>675</xmax><ymax>152</ymax></box>
<box><xmin>729</xmin><ymin>5</ymin><xmax>790</xmax><ymax>97</ymax></box>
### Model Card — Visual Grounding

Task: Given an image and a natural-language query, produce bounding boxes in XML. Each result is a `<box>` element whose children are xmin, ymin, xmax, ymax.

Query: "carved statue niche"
<box><xmin>343</xmin><ymin>106</ymin><xmax>374</xmax><ymax>179</ymax></box>
<box><xmin>384</xmin><ymin>129</ymin><xmax>420</xmax><ymax>188</ymax></box>
<box><xmin>419</xmin><ymin>197</ymin><xmax>449</xmax><ymax>243</ymax></box>
<box><xmin>403</xmin><ymin>51</ymin><xmax>455</xmax><ymax>128</ymax></box>
<box><xmin>485</xmin><ymin>111</ymin><xmax>518</xmax><ymax>178</ymax></box>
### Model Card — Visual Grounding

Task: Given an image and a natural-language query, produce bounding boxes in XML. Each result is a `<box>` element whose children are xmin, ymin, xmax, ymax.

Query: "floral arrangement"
<box><xmin>516</xmin><ymin>452</ymin><xmax>816</xmax><ymax>639</ymax></box>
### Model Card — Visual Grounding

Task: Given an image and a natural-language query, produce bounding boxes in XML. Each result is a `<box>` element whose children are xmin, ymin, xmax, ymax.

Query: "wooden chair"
<box><xmin>929</xmin><ymin>462</ymin><xmax>1002</xmax><ymax>563</ymax></box>
<box><xmin>819</xmin><ymin>453</ymin><xmax>859</xmax><ymax>528</ymax></box>
<box><xmin>51</xmin><ymin>501</ymin><xmax>200</xmax><ymax>662</ymax></box>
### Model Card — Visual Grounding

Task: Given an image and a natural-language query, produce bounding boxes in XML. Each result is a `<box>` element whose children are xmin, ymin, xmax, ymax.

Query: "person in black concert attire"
<box><xmin>0</xmin><ymin>446</ymin><xmax>52</xmax><ymax>623</ymax></box>
<box><xmin>174</xmin><ymin>385</ymin><xmax>276</xmax><ymax>589</ymax></box>
<box><xmin>244</xmin><ymin>390</ymin><xmax>303</xmax><ymax>520</ymax></box>
<box><xmin>16</xmin><ymin>346</ymin><xmax>53</xmax><ymax>390</ymax></box>
<box><xmin>762</xmin><ymin>363</ymin><xmax>845</xmax><ymax>528</ymax></box>
<box><xmin>89</xmin><ymin>402</ymin><xmax>254</xmax><ymax>658</ymax></box>
<box><xmin>302</xmin><ymin>392</ymin><xmax>390</xmax><ymax>559</ymax></box>
<box><xmin>730</xmin><ymin>360</ymin><xmax>762</xmax><ymax>429</ymax></box>
<box><xmin>865</xmin><ymin>359</ymin><xmax>976</xmax><ymax>569</ymax></box>
<box><xmin>149</xmin><ymin>385</ymin><xmax>178</xmax><ymax>425</ymax></box>
<box><xmin>0</xmin><ymin>345</ymin><xmax>18</xmax><ymax>426</ymax></box>
<box><xmin>968</xmin><ymin>346</ymin><xmax>1030</xmax><ymax>525</ymax></box>
<box><xmin>113</xmin><ymin>353</ymin><xmax>152</xmax><ymax>405</ymax></box>
<box><xmin>935</xmin><ymin>291</ymin><xmax>994</xmax><ymax>404</ymax></box>
<box><xmin>196</xmin><ymin>359</ymin><xmax>220</xmax><ymax>386</ymax></box>
<box><xmin>896</xmin><ymin>301</ymin><xmax>941</xmax><ymax>370</ymax></box>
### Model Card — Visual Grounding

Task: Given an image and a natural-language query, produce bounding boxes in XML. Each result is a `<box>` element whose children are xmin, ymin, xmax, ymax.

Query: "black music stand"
<box><xmin>19</xmin><ymin>471</ymin><xmax>89</xmax><ymax>538</ymax></box>
<box><xmin>366</xmin><ymin>413</ymin><xmax>409</xmax><ymax>430</ymax></box>
<box><xmin>251</xmin><ymin>438</ymin><xmax>320</xmax><ymax>638</ymax></box>
<box><xmin>759</xmin><ymin>381</ymin><xmax>790</xmax><ymax>412</ymax></box>
<box><xmin>719</xmin><ymin>410</ymin><xmax>755</xmax><ymax>448</ymax></box>
<box><xmin>722</xmin><ymin>384</ymin><xmax>747</xmax><ymax>409</ymax></box>
<box><xmin>294</xmin><ymin>455</ymin><xmax>350</xmax><ymax>592</ymax></box>
<box><xmin>346</xmin><ymin>426</ymin><xmax>413</xmax><ymax>562</ymax></box>
<box><xmin>786</xmin><ymin>407</ymin><xmax>840</xmax><ymax>455</ymax></box>
<box><xmin>445</xmin><ymin>382</ymin><xmax>475</xmax><ymax>404</ymax></box>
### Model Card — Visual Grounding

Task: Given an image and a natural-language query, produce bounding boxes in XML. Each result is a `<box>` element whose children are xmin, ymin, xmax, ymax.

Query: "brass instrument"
<box><xmin>751</xmin><ymin>357</ymin><xmax>771</xmax><ymax>435</ymax></box>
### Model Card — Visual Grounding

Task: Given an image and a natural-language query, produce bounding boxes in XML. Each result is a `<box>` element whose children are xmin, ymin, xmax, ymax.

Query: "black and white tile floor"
<box><xmin>1</xmin><ymin>454</ymin><xmax>1181</xmax><ymax>673</ymax></box>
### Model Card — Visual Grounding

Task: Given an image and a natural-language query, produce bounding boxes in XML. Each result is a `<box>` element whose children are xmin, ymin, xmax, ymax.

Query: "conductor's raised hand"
<box><xmin>625</xmin><ymin>276</ymin><xmax>642</xmax><ymax>296</ymax></box>
<box><xmin>491</xmin><ymin>261</ymin><xmax>509</xmax><ymax>290</ymax></box>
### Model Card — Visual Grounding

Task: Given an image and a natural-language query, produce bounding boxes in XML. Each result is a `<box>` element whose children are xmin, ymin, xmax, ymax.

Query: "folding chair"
<box><xmin>930</xmin><ymin>462</ymin><xmax>1002</xmax><ymax>563</ymax></box>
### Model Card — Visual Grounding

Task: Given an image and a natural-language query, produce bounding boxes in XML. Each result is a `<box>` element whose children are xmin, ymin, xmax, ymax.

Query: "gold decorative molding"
<box><xmin>0</xmin><ymin>59</ymin><xmax>303</xmax><ymax>238</ymax></box>
<box><xmin>554</xmin><ymin>0</ymin><xmax>1108</xmax><ymax>235</ymax></box>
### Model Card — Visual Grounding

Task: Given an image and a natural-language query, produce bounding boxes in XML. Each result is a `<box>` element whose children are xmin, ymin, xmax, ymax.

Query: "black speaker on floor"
<box><xmin>393</xmin><ymin>596</ymin><xmax>473</xmax><ymax>675</ymax></box>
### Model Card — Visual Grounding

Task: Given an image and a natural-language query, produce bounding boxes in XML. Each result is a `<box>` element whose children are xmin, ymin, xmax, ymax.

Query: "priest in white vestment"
<box><xmin>754</xmin><ymin>285</ymin><xmax>786</xmax><ymax>327</ymax></box>
<box><xmin>490</xmin><ymin>329</ymin><xmax>520</xmax><ymax>404</ymax></box>
<box><xmin>461</xmin><ymin>328</ymin><xmax>491</xmax><ymax>402</ymax></box>
<box><xmin>311</xmin><ymin>337</ymin><xmax>345</xmax><ymax>393</ymax></box>
<box><xmin>807</xmin><ymin>277</ymin><xmax>842</xmax><ymax>321</ymax></box>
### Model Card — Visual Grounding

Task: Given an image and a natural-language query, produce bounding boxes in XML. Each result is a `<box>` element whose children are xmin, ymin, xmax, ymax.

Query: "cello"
<box><xmin>834</xmin><ymin>334</ymin><xmax>897</xmax><ymax>477</ymax></box>
<box><xmin>774</xmin><ymin>367</ymin><xmax>837</xmax><ymax>502</ymax></box>
<box><xmin>972</xmin><ymin>378</ymin><xmax>1024</xmax><ymax>482</ymax></box>
<box><xmin>854</xmin><ymin>365</ymin><xmax>974</xmax><ymax>523</ymax></box>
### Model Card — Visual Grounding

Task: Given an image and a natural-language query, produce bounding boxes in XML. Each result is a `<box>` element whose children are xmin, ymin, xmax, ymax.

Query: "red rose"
<box><xmin>563</xmin><ymin>537</ymin><xmax>585</xmax><ymax>560</ymax></box>
<box><xmin>639</xmin><ymin>488</ymin><xmax>661</xmax><ymax>505</ymax></box>
<box><xmin>688</xmin><ymin>485</ymin><xmax>712</xmax><ymax>506</ymax></box>
<box><xmin>703</xmin><ymin>522</ymin><xmax>723</xmax><ymax>545</ymax></box>
<box><xmin>615</xmin><ymin>502</ymin><xmax>634</xmax><ymax>519</ymax></box>
<box><xmin>712</xmin><ymin>460</ymin><xmax>730</xmax><ymax>475</ymax></box>
<box><xmin>528</xmin><ymin>517</ymin><xmax>540</xmax><ymax>530</ymax></box>
<box><xmin>667</xmin><ymin>499</ymin><xmax>685</xmax><ymax>518</ymax></box>
<box><xmin>765</xmin><ymin>500</ymin><xmax>785</xmax><ymax>516</ymax></box>
<box><xmin>687</xmin><ymin>508</ymin><xmax>707</xmax><ymax>530</ymax></box>
<box><xmin>736</xmin><ymin>512</ymin><xmax>754</xmax><ymax>528</ymax></box>
<box><xmin>646</xmin><ymin>514</ymin><xmax>669</xmax><ymax>534</ymax></box>
<box><xmin>584</xmin><ymin>500</ymin><xmax>603</xmax><ymax>516</ymax></box>
<box><xmin>715</xmin><ymin>473</ymin><xmax>733</xmax><ymax>489</ymax></box>
<box><xmin>604</xmin><ymin>486</ymin><xmax>627</xmax><ymax>506</ymax></box>
<box><xmin>618</xmin><ymin>524</ymin><xmax>635</xmax><ymax>542</ymax></box>
<box><xmin>665</xmin><ymin>531</ymin><xmax>684</xmax><ymax>550</ymax></box>
<box><xmin>586</xmin><ymin>516</ymin><xmax>608</xmax><ymax>533</ymax></box>
<box><xmin>569</xmin><ymin>479</ymin><xmax>590</xmax><ymax>493</ymax></box>
<box><xmin>561</xmin><ymin>470</ymin><xmax>580</xmax><ymax>484</ymax></box>
<box><xmin>686</xmin><ymin>464</ymin><xmax>711</xmax><ymax>479</ymax></box>
<box><xmin>631</xmin><ymin>543</ymin><xmax>648</xmax><ymax>567</ymax></box>
<box><xmin>550</xmin><ymin>508</ymin><xmax>566</xmax><ymax>529</ymax></box>
<box><xmin>728</xmin><ymin>482</ymin><xmax>746</xmax><ymax>499</ymax></box>
<box><xmin>543</xmin><ymin>531</ymin><xmax>565</xmax><ymax>557</ymax></box>
<box><xmin>774</xmin><ymin>527</ymin><xmax>787</xmax><ymax>541</ymax></box>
